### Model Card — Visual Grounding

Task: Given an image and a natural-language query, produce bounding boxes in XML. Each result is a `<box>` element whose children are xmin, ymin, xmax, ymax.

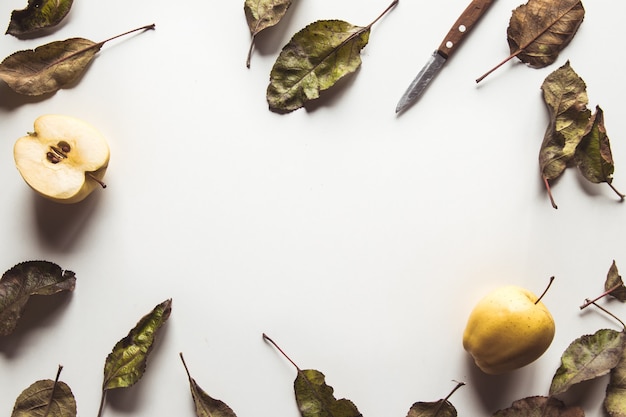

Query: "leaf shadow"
<box><xmin>304</xmin><ymin>70</ymin><xmax>360</xmax><ymax>113</ymax></box>
<box><xmin>33</xmin><ymin>189</ymin><xmax>103</xmax><ymax>253</ymax></box>
<box><xmin>103</xmin><ymin>323</ymin><xmax>171</xmax><ymax>414</ymax></box>
<box><xmin>246</xmin><ymin>0</ymin><xmax>303</xmax><ymax>65</ymax></box>
<box><xmin>0</xmin><ymin>291</ymin><xmax>74</xmax><ymax>359</ymax></box>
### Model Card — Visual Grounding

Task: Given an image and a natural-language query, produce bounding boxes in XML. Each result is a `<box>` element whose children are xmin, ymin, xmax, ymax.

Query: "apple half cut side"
<box><xmin>14</xmin><ymin>114</ymin><xmax>110</xmax><ymax>204</ymax></box>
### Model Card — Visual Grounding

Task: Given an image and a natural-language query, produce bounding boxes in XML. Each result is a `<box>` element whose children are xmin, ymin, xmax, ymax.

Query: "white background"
<box><xmin>0</xmin><ymin>0</ymin><xmax>624</xmax><ymax>416</ymax></box>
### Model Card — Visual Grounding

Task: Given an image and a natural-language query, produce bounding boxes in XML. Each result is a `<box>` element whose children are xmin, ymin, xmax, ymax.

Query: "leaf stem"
<box><xmin>430</xmin><ymin>381</ymin><xmax>465</xmax><ymax>416</ymax></box>
<box><xmin>263</xmin><ymin>333</ymin><xmax>301</xmax><ymax>371</ymax></box>
<box><xmin>587</xmin><ymin>301</ymin><xmax>626</xmax><ymax>330</ymax></box>
<box><xmin>580</xmin><ymin>283</ymin><xmax>623</xmax><ymax>309</ymax></box>
<box><xmin>97</xmin><ymin>390</ymin><xmax>107</xmax><ymax>417</ymax></box>
<box><xmin>535</xmin><ymin>276</ymin><xmax>555</xmax><ymax>305</ymax></box>
<box><xmin>43</xmin><ymin>365</ymin><xmax>63</xmax><ymax>417</ymax></box>
<box><xmin>366</xmin><ymin>0</ymin><xmax>399</xmax><ymax>30</ymax></box>
<box><xmin>608</xmin><ymin>182</ymin><xmax>625</xmax><ymax>200</ymax></box>
<box><xmin>179</xmin><ymin>352</ymin><xmax>193</xmax><ymax>381</ymax></box>
<box><xmin>476</xmin><ymin>50</ymin><xmax>521</xmax><ymax>83</ymax></box>
<box><xmin>47</xmin><ymin>24</ymin><xmax>155</xmax><ymax>71</ymax></box>
<box><xmin>543</xmin><ymin>176</ymin><xmax>558</xmax><ymax>209</ymax></box>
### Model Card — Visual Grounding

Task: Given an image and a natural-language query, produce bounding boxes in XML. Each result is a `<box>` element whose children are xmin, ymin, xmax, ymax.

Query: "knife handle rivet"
<box><xmin>458</xmin><ymin>24</ymin><xmax>466</xmax><ymax>32</ymax></box>
<box><xmin>446</xmin><ymin>41</ymin><xmax>454</xmax><ymax>48</ymax></box>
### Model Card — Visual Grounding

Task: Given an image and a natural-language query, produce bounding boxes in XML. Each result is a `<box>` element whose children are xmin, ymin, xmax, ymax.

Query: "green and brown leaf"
<box><xmin>574</xmin><ymin>106</ymin><xmax>624</xmax><ymax>200</ymax></box>
<box><xmin>6</xmin><ymin>0</ymin><xmax>74</xmax><ymax>37</ymax></box>
<box><xmin>179</xmin><ymin>353</ymin><xmax>238</xmax><ymax>417</ymax></box>
<box><xmin>538</xmin><ymin>61</ymin><xmax>591</xmax><ymax>208</ymax></box>
<box><xmin>266</xmin><ymin>0</ymin><xmax>397</xmax><ymax>113</ymax></box>
<box><xmin>98</xmin><ymin>298</ymin><xmax>172</xmax><ymax>417</ymax></box>
<box><xmin>549</xmin><ymin>328</ymin><xmax>626</xmax><ymax>396</ymax></box>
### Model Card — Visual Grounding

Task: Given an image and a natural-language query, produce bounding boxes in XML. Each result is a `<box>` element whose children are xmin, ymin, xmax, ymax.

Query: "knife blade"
<box><xmin>395</xmin><ymin>0</ymin><xmax>496</xmax><ymax>114</ymax></box>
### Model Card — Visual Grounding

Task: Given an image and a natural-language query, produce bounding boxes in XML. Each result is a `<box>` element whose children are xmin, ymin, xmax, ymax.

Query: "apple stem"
<box><xmin>580</xmin><ymin>283</ymin><xmax>623</xmax><ymax>310</ymax></box>
<box><xmin>585</xmin><ymin>300</ymin><xmax>626</xmax><ymax>330</ymax></box>
<box><xmin>535</xmin><ymin>276</ymin><xmax>555</xmax><ymax>305</ymax></box>
<box><xmin>87</xmin><ymin>173</ymin><xmax>107</xmax><ymax>189</ymax></box>
<box><xmin>263</xmin><ymin>333</ymin><xmax>301</xmax><ymax>371</ymax></box>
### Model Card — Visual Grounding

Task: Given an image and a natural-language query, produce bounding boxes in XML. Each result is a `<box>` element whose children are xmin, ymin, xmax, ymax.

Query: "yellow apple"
<box><xmin>462</xmin><ymin>285</ymin><xmax>555</xmax><ymax>375</ymax></box>
<box><xmin>14</xmin><ymin>114</ymin><xmax>110</xmax><ymax>204</ymax></box>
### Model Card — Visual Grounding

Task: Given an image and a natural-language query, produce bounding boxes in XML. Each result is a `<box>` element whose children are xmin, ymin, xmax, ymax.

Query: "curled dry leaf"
<box><xmin>267</xmin><ymin>0</ymin><xmax>397</xmax><ymax>113</ymax></box>
<box><xmin>179</xmin><ymin>353</ymin><xmax>238</xmax><ymax>417</ymax></box>
<box><xmin>539</xmin><ymin>61</ymin><xmax>590</xmax><ymax>209</ymax></box>
<box><xmin>575</xmin><ymin>106</ymin><xmax>625</xmax><ymax>200</ymax></box>
<box><xmin>11</xmin><ymin>365</ymin><xmax>77</xmax><ymax>417</ymax></box>
<box><xmin>0</xmin><ymin>260</ymin><xmax>75</xmax><ymax>337</ymax></box>
<box><xmin>263</xmin><ymin>334</ymin><xmax>362</xmax><ymax>417</ymax></box>
<box><xmin>549</xmin><ymin>328</ymin><xmax>626</xmax><ymax>396</ymax></box>
<box><xmin>492</xmin><ymin>396</ymin><xmax>584</xmax><ymax>417</ymax></box>
<box><xmin>406</xmin><ymin>381</ymin><xmax>464</xmax><ymax>417</ymax></box>
<box><xmin>605</xmin><ymin>342</ymin><xmax>626</xmax><ymax>417</ymax></box>
<box><xmin>244</xmin><ymin>0</ymin><xmax>293</xmax><ymax>68</ymax></box>
<box><xmin>6</xmin><ymin>0</ymin><xmax>74</xmax><ymax>37</ymax></box>
<box><xmin>476</xmin><ymin>0</ymin><xmax>584</xmax><ymax>83</ymax></box>
<box><xmin>0</xmin><ymin>23</ymin><xmax>155</xmax><ymax>96</ymax></box>
<box><xmin>98</xmin><ymin>298</ymin><xmax>172</xmax><ymax>417</ymax></box>
<box><xmin>605</xmin><ymin>261</ymin><xmax>626</xmax><ymax>302</ymax></box>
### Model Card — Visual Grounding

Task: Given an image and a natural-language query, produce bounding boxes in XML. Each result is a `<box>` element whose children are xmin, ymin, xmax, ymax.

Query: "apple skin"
<box><xmin>462</xmin><ymin>285</ymin><xmax>555</xmax><ymax>375</ymax></box>
<box><xmin>14</xmin><ymin>114</ymin><xmax>110</xmax><ymax>204</ymax></box>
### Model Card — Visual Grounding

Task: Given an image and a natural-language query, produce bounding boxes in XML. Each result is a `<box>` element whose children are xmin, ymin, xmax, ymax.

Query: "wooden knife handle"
<box><xmin>437</xmin><ymin>0</ymin><xmax>496</xmax><ymax>59</ymax></box>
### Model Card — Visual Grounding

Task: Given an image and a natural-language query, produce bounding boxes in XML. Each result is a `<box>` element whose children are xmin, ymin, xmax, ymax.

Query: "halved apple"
<box><xmin>14</xmin><ymin>114</ymin><xmax>110</xmax><ymax>204</ymax></box>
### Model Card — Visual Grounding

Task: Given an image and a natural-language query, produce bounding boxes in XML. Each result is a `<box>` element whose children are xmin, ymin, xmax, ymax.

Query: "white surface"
<box><xmin>0</xmin><ymin>0</ymin><xmax>624</xmax><ymax>416</ymax></box>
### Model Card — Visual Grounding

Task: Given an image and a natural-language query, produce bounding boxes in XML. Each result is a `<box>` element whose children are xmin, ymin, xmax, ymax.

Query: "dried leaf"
<box><xmin>179</xmin><ymin>353</ymin><xmax>237</xmax><ymax>417</ymax></box>
<box><xmin>98</xmin><ymin>299</ymin><xmax>172</xmax><ymax>417</ymax></box>
<box><xmin>295</xmin><ymin>369</ymin><xmax>361</xmax><ymax>417</ymax></box>
<box><xmin>492</xmin><ymin>396</ymin><xmax>584</xmax><ymax>417</ymax></box>
<box><xmin>244</xmin><ymin>0</ymin><xmax>293</xmax><ymax>68</ymax></box>
<box><xmin>538</xmin><ymin>61</ymin><xmax>591</xmax><ymax>209</ymax></box>
<box><xmin>575</xmin><ymin>106</ymin><xmax>625</xmax><ymax>200</ymax></box>
<box><xmin>605</xmin><ymin>342</ymin><xmax>626</xmax><ymax>417</ymax></box>
<box><xmin>549</xmin><ymin>328</ymin><xmax>626</xmax><ymax>396</ymax></box>
<box><xmin>507</xmin><ymin>0</ymin><xmax>585</xmax><ymax>68</ymax></box>
<box><xmin>11</xmin><ymin>365</ymin><xmax>77</xmax><ymax>417</ymax></box>
<box><xmin>266</xmin><ymin>0</ymin><xmax>397</xmax><ymax>113</ymax></box>
<box><xmin>263</xmin><ymin>334</ymin><xmax>361</xmax><ymax>417</ymax></box>
<box><xmin>406</xmin><ymin>400</ymin><xmax>456</xmax><ymax>417</ymax></box>
<box><xmin>0</xmin><ymin>24</ymin><xmax>155</xmax><ymax>96</ymax></box>
<box><xmin>6</xmin><ymin>0</ymin><xmax>74</xmax><ymax>37</ymax></box>
<box><xmin>476</xmin><ymin>0</ymin><xmax>584</xmax><ymax>82</ymax></box>
<box><xmin>0</xmin><ymin>260</ymin><xmax>75</xmax><ymax>337</ymax></box>
<box><xmin>405</xmin><ymin>381</ymin><xmax>464</xmax><ymax>417</ymax></box>
<box><xmin>605</xmin><ymin>261</ymin><xmax>626</xmax><ymax>302</ymax></box>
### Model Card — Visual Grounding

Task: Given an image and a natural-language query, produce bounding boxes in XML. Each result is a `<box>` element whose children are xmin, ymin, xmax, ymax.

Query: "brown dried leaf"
<box><xmin>492</xmin><ymin>396</ymin><xmax>584</xmax><ymax>417</ymax></box>
<box><xmin>244</xmin><ymin>0</ymin><xmax>293</xmax><ymax>68</ymax></box>
<box><xmin>0</xmin><ymin>24</ymin><xmax>154</xmax><ymax>96</ymax></box>
<box><xmin>477</xmin><ymin>0</ymin><xmax>584</xmax><ymax>82</ymax></box>
<box><xmin>606</xmin><ymin>261</ymin><xmax>626</xmax><ymax>302</ymax></box>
